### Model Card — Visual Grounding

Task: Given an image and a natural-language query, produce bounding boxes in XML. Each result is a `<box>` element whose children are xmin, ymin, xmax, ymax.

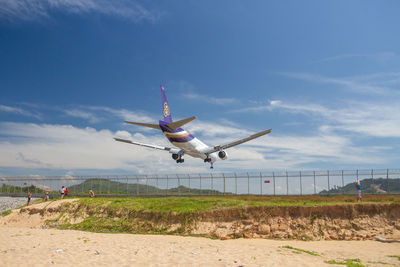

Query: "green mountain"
<box><xmin>0</xmin><ymin>184</ymin><xmax>46</xmax><ymax>194</ymax></box>
<box><xmin>320</xmin><ymin>178</ymin><xmax>400</xmax><ymax>194</ymax></box>
<box><xmin>67</xmin><ymin>178</ymin><xmax>224</xmax><ymax>195</ymax></box>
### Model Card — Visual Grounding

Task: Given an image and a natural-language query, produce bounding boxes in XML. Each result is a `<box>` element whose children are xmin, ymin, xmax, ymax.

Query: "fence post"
<box><xmin>387</xmin><ymin>169</ymin><xmax>389</xmax><ymax>194</ymax></box>
<box><xmin>234</xmin><ymin>172</ymin><xmax>237</xmax><ymax>195</ymax></box>
<box><xmin>156</xmin><ymin>174</ymin><xmax>159</xmax><ymax>195</ymax></box>
<box><xmin>273</xmin><ymin>172</ymin><xmax>276</xmax><ymax>196</ymax></box>
<box><xmin>313</xmin><ymin>171</ymin><xmax>316</xmax><ymax>195</ymax></box>
<box><xmin>223</xmin><ymin>173</ymin><xmax>226</xmax><ymax>195</ymax></box>
<box><xmin>82</xmin><ymin>177</ymin><xmax>85</xmax><ymax>194</ymax></box>
<box><xmin>327</xmin><ymin>170</ymin><xmax>330</xmax><ymax>195</ymax></box>
<box><xmin>210</xmin><ymin>173</ymin><xmax>212</xmax><ymax>194</ymax></box>
<box><xmin>145</xmin><ymin>175</ymin><xmax>148</xmax><ymax>195</ymax></box>
<box><xmin>299</xmin><ymin>171</ymin><xmax>302</xmax><ymax>196</ymax></box>
<box><xmin>199</xmin><ymin>174</ymin><xmax>202</xmax><ymax>195</ymax></box>
<box><xmin>136</xmin><ymin>176</ymin><xmax>139</xmax><ymax>196</ymax></box>
<box><xmin>341</xmin><ymin>170</ymin><xmax>344</xmax><ymax>195</ymax></box>
<box><xmin>247</xmin><ymin>172</ymin><xmax>250</xmax><ymax>195</ymax></box>
<box><xmin>166</xmin><ymin>175</ymin><xmax>169</xmax><ymax>196</ymax></box>
<box><xmin>126</xmin><ymin>176</ymin><xmax>129</xmax><ymax>195</ymax></box>
<box><xmin>188</xmin><ymin>174</ymin><xmax>191</xmax><ymax>194</ymax></box>
<box><xmin>98</xmin><ymin>177</ymin><xmax>102</xmax><ymax>195</ymax></box>
<box><xmin>116</xmin><ymin>176</ymin><xmax>120</xmax><ymax>194</ymax></box>
<box><xmin>177</xmin><ymin>174</ymin><xmax>180</xmax><ymax>195</ymax></box>
<box><xmin>106</xmin><ymin>176</ymin><xmax>109</xmax><ymax>195</ymax></box>
<box><xmin>260</xmin><ymin>172</ymin><xmax>262</xmax><ymax>196</ymax></box>
<box><xmin>371</xmin><ymin>169</ymin><xmax>374</xmax><ymax>185</ymax></box>
<box><xmin>286</xmin><ymin>171</ymin><xmax>289</xmax><ymax>195</ymax></box>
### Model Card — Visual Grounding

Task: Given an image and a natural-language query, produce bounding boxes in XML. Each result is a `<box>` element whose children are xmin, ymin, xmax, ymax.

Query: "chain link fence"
<box><xmin>1</xmin><ymin>169</ymin><xmax>399</xmax><ymax>197</ymax></box>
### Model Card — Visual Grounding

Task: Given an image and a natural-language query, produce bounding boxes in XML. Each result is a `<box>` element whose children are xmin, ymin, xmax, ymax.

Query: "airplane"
<box><xmin>114</xmin><ymin>86</ymin><xmax>272</xmax><ymax>169</ymax></box>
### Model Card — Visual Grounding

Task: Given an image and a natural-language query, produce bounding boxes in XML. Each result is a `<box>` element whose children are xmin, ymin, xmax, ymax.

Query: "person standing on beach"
<box><xmin>65</xmin><ymin>187</ymin><xmax>69</xmax><ymax>197</ymax></box>
<box><xmin>44</xmin><ymin>188</ymin><xmax>49</xmax><ymax>201</ymax></box>
<box><xmin>60</xmin><ymin>186</ymin><xmax>65</xmax><ymax>199</ymax></box>
<box><xmin>27</xmin><ymin>192</ymin><xmax>31</xmax><ymax>206</ymax></box>
<box><xmin>356</xmin><ymin>180</ymin><xmax>362</xmax><ymax>202</ymax></box>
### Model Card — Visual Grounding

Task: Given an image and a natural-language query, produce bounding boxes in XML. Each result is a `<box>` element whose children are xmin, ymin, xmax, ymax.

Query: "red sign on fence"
<box><xmin>264</xmin><ymin>180</ymin><xmax>270</xmax><ymax>183</ymax></box>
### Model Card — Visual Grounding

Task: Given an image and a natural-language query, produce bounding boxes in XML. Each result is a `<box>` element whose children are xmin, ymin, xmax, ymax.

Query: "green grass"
<box><xmin>77</xmin><ymin>196</ymin><xmax>270</xmax><ymax>214</ymax></box>
<box><xmin>43</xmin><ymin>195</ymin><xmax>400</xmax><ymax>236</ymax></box>
<box><xmin>1</xmin><ymin>210</ymin><xmax>11</xmax><ymax>216</ymax></box>
<box><xmin>325</xmin><ymin>258</ymin><xmax>365</xmax><ymax>267</ymax></box>
<box><xmin>75</xmin><ymin>195</ymin><xmax>400</xmax><ymax>214</ymax></box>
<box><xmin>387</xmin><ymin>255</ymin><xmax>400</xmax><ymax>261</ymax></box>
<box><xmin>367</xmin><ymin>261</ymin><xmax>391</xmax><ymax>265</ymax></box>
<box><xmin>280</xmin><ymin>245</ymin><xmax>320</xmax><ymax>256</ymax></box>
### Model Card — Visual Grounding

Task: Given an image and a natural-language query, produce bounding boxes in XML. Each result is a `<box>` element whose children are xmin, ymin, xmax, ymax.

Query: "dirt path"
<box><xmin>1</xmin><ymin>227</ymin><xmax>399</xmax><ymax>266</ymax></box>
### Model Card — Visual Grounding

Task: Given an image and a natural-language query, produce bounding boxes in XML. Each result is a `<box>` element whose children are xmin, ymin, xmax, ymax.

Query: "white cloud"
<box><xmin>234</xmin><ymin>97</ymin><xmax>400</xmax><ymax>138</ymax></box>
<box><xmin>314</xmin><ymin>52</ymin><xmax>398</xmax><ymax>64</ymax></box>
<box><xmin>185</xmin><ymin>120</ymin><xmax>247</xmax><ymax>138</ymax></box>
<box><xmin>61</xmin><ymin>106</ymin><xmax>157</xmax><ymax>129</ymax></box>
<box><xmin>279</xmin><ymin>72</ymin><xmax>400</xmax><ymax>95</ymax></box>
<box><xmin>63</xmin><ymin>109</ymin><xmax>100</xmax><ymax>123</ymax></box>
<box><xmin>0</xmin><ymin>0</ymin><xmax>160</xmax><ymax>22</ymax></box>
<box><xmin>183</xmin><ymin>92</ymin><xmax>238</xmax><ymax>106</ymax></box>
<box><xmin>87</xmin><ymin>106</ymin><xmax>155</xmax><ymax>123</ymax></box>
<box><xmin>0</xmin><ymin>122</ymin><xmax>211</xmax><ymax>173</ymax></box>
<box><xmin>0</xmin><ymin>104</ymin><xmax>41</xmax><ymax>119</ymax></box>
<box><xmin>314</xmin><ymin>52</ymin><xmax>397</xmax><ymax>63</ymax></box>
<box><xmin>271</xmin><ymin>100</ymin><xmax>400</xmax><ymax>138</ymax></box>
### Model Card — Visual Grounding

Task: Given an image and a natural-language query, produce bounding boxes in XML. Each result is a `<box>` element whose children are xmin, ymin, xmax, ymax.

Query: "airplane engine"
<box><xmin>172</xmin><ymin>154</ymin><xmax>179</xmax><ymax>160</ymax></box>
<box><xmin>218</xmin><ymin>150</ymin><xmax>228</xmax><ymax>160</ymax></box>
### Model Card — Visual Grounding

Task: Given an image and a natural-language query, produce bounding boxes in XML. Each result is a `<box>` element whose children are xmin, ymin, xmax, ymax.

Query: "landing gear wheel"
<box><xmin>204</xmin><ymin>157</ymin><xmax>212</xmax><ymax>163</ymax></box>
<box><xmin>204</xmin><ymin>156</ymin><xmax>213</xmax><ymax>169</ymax></box>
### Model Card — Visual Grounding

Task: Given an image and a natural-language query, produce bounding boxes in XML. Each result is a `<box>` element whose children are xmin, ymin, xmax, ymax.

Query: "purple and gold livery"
<box><xmin>114</xmin><ymin>85</ymin><xmax>272</xmax><ymax>169</ymax></box>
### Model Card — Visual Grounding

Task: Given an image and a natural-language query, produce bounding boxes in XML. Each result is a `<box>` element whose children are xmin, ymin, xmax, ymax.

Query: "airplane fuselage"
<box><xmin>159</xmin><ymin>121</ymin><xmax>218</xmax><ymax>163</ymax></box>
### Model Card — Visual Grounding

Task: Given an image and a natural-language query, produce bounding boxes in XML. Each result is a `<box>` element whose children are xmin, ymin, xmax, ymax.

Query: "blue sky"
<box><xmin>0</xmin><ymin>0</ymin><xmax>399</xmax><ymax>176</ymax></box>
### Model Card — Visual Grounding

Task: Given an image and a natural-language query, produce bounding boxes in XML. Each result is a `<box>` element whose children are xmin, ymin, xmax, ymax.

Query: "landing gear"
<box><xmin>173</xmin><ymin>153</ymin><xmax>184</xmax><ymax>164</ymax></box>
<box><xmin>204</xmin><ymin>156</ymin><xmax>213</xmax><ymax>169</ymax></box>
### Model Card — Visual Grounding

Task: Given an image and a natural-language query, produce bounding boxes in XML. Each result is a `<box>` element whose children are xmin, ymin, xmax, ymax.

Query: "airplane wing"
<box><xmin>204</xmin><ymin>129</ymin><xmax>272</xmax><ymax>154</ymax></box>
<box><xmin>124</xmin><ymin>121</ymin><xmax>161</xmax><ymax>130</ymax></box>
<box><xmin>114</xmin><ymin>138</ymin><xmax>182</xmax><ymax>154</ymax></box>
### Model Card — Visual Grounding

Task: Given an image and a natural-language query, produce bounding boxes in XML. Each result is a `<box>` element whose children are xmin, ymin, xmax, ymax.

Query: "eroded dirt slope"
<box><xmin>1</xmin><ymin>200</ymin><xmax>399</xmax><ymax>241</ymax></box>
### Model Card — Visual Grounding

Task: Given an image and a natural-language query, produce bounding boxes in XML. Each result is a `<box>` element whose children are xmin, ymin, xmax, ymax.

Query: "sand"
<box><xmin>1</xmin><ymin>199</ymin><xmax>399</xmax><ymax>266</ymax></box>
<box><xmin>1</xmin><ymin>226</ymin><xmax>399</xmax><ymax>267</ymax></box>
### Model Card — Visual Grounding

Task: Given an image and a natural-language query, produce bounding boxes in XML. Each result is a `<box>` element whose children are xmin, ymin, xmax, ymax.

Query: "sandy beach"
<box><xmin>1</xmin><ymin>226</ymin><xmax>399</xmax><ymax>267</ymax></box>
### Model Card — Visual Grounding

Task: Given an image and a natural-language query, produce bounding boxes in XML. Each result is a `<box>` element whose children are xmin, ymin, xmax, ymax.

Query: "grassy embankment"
<box><xmin>49</xmin><ymin>195</ymin><xmax>400</xmax><ymax>235</ymax></box>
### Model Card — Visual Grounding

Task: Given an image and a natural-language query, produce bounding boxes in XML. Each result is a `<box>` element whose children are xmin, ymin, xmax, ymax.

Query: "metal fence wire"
<box><xmin>0</xmin><ymin>169</ymin><xmax>399</xmax><ymax>197</ymax></box>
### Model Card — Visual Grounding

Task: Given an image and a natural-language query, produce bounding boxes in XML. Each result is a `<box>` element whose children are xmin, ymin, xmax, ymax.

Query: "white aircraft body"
<box><xmin>114</xmin><ymin>86</ymin><xmax>271</xmax><ymax>168</ymax></box>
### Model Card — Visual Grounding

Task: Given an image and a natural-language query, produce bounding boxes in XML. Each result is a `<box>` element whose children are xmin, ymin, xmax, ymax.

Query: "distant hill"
<box><xmin>320</xmin><ymin>178</ymin><xmax>400</xmax><ymax>194</ymax></box>
<box><xmin>67</xmin><ymin>178</ymin><xmax>224</xmax><ymax>195</ymax></box>
<box><xmin>0</xmin><ymin>184</ymin><xmax>46</xmax><ymax>194</ymax></box>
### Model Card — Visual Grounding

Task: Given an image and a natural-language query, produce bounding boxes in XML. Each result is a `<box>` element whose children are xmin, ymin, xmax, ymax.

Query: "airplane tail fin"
<box><xmin>160</xmin><ymin>85</ymin><xmax>173</xmax><ymax>123</ymax></box>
